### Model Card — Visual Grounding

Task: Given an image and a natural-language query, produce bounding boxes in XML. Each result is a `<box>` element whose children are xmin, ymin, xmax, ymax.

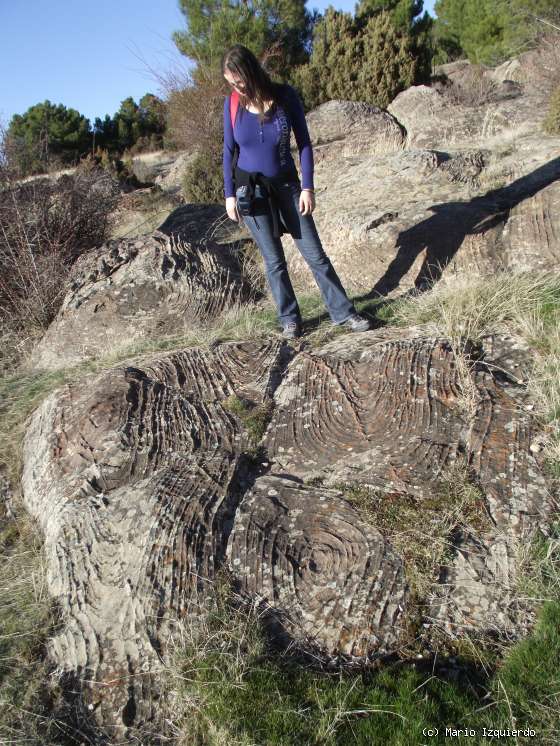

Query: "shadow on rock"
<box><xmin>360</xmin><ymin>155</ymin><xmax>560</xmax><ymax>300</ymax></box>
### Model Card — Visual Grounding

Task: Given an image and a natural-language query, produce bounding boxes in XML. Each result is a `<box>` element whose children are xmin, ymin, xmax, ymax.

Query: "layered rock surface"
<box><xmin>30</xmin><ymin>232</ymin><xmax>255</xmax><ymax>371</ymax></box>
<box><xmin>22</xmin><ymin>328</ymin><xmax>553</xmax><ymax>740</ymax></box>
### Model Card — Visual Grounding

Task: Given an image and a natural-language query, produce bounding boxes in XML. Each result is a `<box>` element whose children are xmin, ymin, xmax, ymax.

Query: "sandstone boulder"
<box><xmin>21</xmin><ymin>337</ymin><xmax>413</xmax><ymax>738</ymax></box>
<box><xmin>489</xmin><ymin>45</ymin><xmax>559</xmax><ymax>88</ymax></box>
<box><xmin>388</xmin><ymin>83</ymin><xmax>543</xmax><ymax>149</ymax></box>
<box><xmin>305</xmin><ymin>99</ymin><xmax>405</xmax><ymax>164</ymax></box>
<box><xmin>227</xmin><ymin>474</ymin><xmax>408</xmax><ymax>658</ymax></box>
<box><xmin>130</xmin><ymin>150</ymin><xmax>181</xmax><ymax>186</ymax></box>
<box><xmin>29</xmin><ymin>231</ymin><xmax>256</xmax><ymax>371</ymax></box>
<box><xmin>21</xmin><ymin>330</ymin><xmax>554</xmax><ymax>740</ymax></box>
<box><xmin>154</xmin><ymin>151</ymin><xmax>197</xmax><ymax>195</ymax></box>
<box><xmin>263</xmin><ymin>330</ymin><xmax>554</xmax><ymax>633</ymax></box>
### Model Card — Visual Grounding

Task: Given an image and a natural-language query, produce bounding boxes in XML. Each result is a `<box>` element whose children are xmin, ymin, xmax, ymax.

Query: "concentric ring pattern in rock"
<box><xmin>263</xmin><ymin>331</ymin><xmax>554</xmax><ymax>635</ymax></box>
<box><xmin>30</xmin><ymin>232</ymin><xmax>257</xmax><ymax>371</ymax></box>
<box><xmin>21</xmin><ymin>340</ymin><xmax>286</xmax><ymax>738</ymax></box>
<box><xmin>264</xmin><ymin>335</ymin><xmax>466</xmax><ymax>492</ymax></box>
<box><xmin>227</xmin><ymin>474</ymin><xmax>408</xmax><ymax>657</ymax></box>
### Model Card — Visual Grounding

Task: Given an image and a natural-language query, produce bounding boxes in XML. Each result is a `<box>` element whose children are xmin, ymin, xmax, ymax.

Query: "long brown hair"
<box><xmin>221</xmin><ymin>44</ymin><xmax>286</xmax><ymax>125</ymax></box>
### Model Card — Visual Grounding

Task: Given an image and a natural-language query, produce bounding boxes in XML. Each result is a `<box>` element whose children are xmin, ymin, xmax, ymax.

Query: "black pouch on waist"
<box><xmin>236</xmin><ymin>183</ymin><xmax>255</xmax><ymax>216</ymax></box>
<box><xmin>235</xmin><ymin>173</ymin><xmax>265</xmax><ymax>216</ymax></box>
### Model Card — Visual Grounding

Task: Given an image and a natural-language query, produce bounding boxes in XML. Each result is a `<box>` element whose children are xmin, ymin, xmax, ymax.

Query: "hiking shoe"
<box><xmin>282</xmin><ymin>321</ymin><xmax>302</xmax><ymax>339</ymax></box>
<box><xmin>341</xmin><ymin>313</ymin><xmax>371</xmax><ymax>332</ymax></box>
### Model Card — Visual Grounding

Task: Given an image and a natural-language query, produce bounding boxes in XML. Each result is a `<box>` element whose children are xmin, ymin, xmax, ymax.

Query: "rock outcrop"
<box><xmin>387</xmin><ymin>82</ymin><xmax>543</xmax><ymax>150</ymax></box>
<box><xmin>22</xmin><ymin>328</ymin><xmax>554</xmax><ymax>740</ymax></box>
<box><xmin>305</xmin><ymin>99</ymin><xmax>406</xmax><ymax>163</ymax></box>
<box><xmin>30</xmin><ymin>232</ymin><xmax>256</xmax><ymax>371</ymax></box>
<box><xmin>280</xmin><ymin>99</ymin><xmax>560</xmax><ymax>294</ymax></box>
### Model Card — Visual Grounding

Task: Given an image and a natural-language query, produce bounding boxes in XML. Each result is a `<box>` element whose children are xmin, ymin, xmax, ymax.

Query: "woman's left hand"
<box><xmin>299</xmin><ymin>190</ymin><xmax>315</xmax><ymax>216</ymax></box>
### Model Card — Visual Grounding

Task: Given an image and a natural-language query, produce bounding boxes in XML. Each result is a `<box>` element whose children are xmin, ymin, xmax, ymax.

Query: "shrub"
<box><xmin>292</xmin><ymin>9</ymin><xmax>431</xmax><ymax>111</ymax></box>
<box><xmin>543</xmin><ymin>86</ymin><xmax>560</xmax><ymax>135</ymax></box>
<box><xmin>89</xmin><ymin>149</ymin><xmax>139</xmax><ymax>189</ymax></box>
<box><xmin>162</xmin><ymin>62</ymin><xmax>225</xmax><ymax>156</ymax></box>
<box><xmin>182</xmin><ymin>148</ymin><xmax>224</xmax><ymax>204</ymax></box>
<box><xmin>440</xmin><ymin>65</ymin><xmax>500</xmax><ymax>107</ymax></box>
<box><xmin>358</xmin><ymin>9</ymin><xmax>429</xmax><ymax>107</ymax></box>
<box><xmin>0</xmin><ymin>155</ymin><xmax>119</xmax><ymax>372</ymax></box>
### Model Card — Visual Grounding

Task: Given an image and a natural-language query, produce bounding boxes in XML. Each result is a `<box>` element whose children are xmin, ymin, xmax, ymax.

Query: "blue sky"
<box><xmin>0</xmin><ymin>0</ymin><xmax>437</xmax><ymax>129</ymax></box>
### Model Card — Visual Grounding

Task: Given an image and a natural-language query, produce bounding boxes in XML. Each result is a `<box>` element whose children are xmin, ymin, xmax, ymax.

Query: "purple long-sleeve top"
<box><xmin>223</xmin><ymin>84</ymin><xmax>314</xmax><ymax>199</ymax></box>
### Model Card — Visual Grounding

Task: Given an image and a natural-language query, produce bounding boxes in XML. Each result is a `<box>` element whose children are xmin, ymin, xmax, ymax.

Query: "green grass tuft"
<box><xmin>161</xmin><ymin>552</ymin><xmax>560</xmax><ymax>745</ymax></box>
<box><xmin>0</xmin><ymin>497</ymin><xmax>77</xmax><ymax>744</ymax></box>
<box><xmin>222</xmin><ymin>394</ymin><xmax>274</xmax><ymax>452</ymax></box>
<box><xmin>336</xmin><ymin>461</ymin><xmax>491</xmax><ymax>604</ymax></box>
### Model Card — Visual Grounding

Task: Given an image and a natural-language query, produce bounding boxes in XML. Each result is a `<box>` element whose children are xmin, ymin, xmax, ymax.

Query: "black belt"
<box><xmin>235</xmin><ymin>164</ymin><xmax>299</xmax><ymax>238</ymax></box>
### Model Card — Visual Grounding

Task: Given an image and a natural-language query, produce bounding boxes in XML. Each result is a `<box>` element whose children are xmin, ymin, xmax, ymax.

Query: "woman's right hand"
<box><xmin>226</xmin><ymin>196</ymin><xmax>240</xmax><ymax>222</ymax></box>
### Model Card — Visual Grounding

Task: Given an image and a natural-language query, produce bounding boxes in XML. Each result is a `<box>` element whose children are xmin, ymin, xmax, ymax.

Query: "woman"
<box><xmin>222</xmin><ymin>44</ymin><xmax>370</xmax><ymax>339</ymax></box>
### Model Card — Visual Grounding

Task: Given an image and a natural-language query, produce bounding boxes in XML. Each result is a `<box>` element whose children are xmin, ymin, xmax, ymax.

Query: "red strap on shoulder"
<box><xmin>230</xmin><ymin>90</ymin><xmax>239</xmax><ymax>130</ymax></box>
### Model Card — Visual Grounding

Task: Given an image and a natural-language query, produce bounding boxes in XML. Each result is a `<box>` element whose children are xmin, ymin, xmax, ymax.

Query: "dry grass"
<box><xmin>441</xmin><ymin>66</ymin><xmax>500</xmax><ymax>108</ymax></box>
<box><xmin>393</xmin><ymin>271</ymin><xmax>560</xmax><ymax>426</ymax></box>
<box><xmin>394</xmin><ymin>271</ymin><xmax>558</xmax><ymax>342</ymax></box>
<box><xmin>514</xmin><ymin>526</ymin><xmax>560</xmax><ymax>610</ymax></box>
<box><xmin>0</xmin><ymin>491</ymin><xmax>75</xmax><ymax>745</ymax></box>
<box><xmin>339</xmin><ymin>460</ymin><xmax>490</xmax><ymax>604</ymax></box>
<box><xmin>477</xmin><ymin>160</ymin><xmax>516</xmax><ymax>193</ymax></box>
<box><xmin>543</xmin><ymin>85</ymin><xmax>560</xmax><ymax>135</ymax></box>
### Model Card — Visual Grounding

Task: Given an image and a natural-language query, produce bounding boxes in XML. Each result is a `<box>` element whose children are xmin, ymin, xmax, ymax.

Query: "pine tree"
<box><xmin>138</xmin><ymin>94</ymin><xmax>166</xmax><ymax>137</ymax></box>
<box><xmin>302</xmin><ymin>9</ymin><xmax>363</xmax><ymax>105</ymax></box>
<box><xmin>114</xmin><ymin>97</ymin><xmax>142</xmax><ymax>150</ymax></box>
<box><xmin>292</xmin><ymin>8</ymin><xmax>430</xmax><ymax>110</ymax></box>
<box><xmin>356</xmin><ymin>1</ymin><xmax>433</xmax><ymax>96</ymax></box>
<box><xmin>355</xmin><ymin>0</ymin><xmax>425</xmax><ymax>31</ymax></box>
<box><xmin>172</xmin><ymin>0</ymin><xmax>314</xmax><ymax>74</ymax></box>
<box><xmin>358</xmin><ymin>10</ymin><xmax>421</xmax><ymax>107</ymax></box>
<box><xmin>93</xmin><ymin>115</ymin><xmax>117</xmax><ymax>153</ymax></box>
<box><xmin>434</xmin><ymin>0</ymin><xmax>560</xmax><ymax>65</ymax></box>
<box><xmin>7</xmin><ymin>101</ymin><xmax>91</xmax><ymax>175</ymax></box>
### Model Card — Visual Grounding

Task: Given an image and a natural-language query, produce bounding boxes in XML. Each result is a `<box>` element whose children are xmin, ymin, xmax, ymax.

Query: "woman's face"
<box><xmin>224</xmin><ymin>69</ymin><xmax>246</xmax><ymax>93</ymax></box>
